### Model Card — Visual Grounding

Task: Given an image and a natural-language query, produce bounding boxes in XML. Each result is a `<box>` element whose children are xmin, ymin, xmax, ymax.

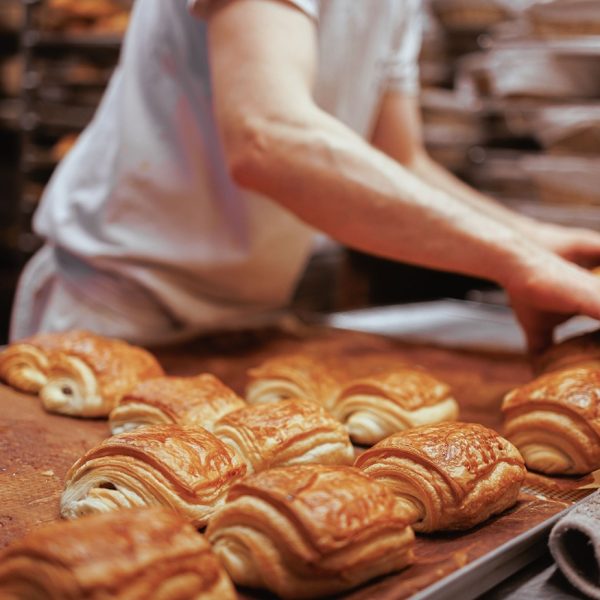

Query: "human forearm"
<box><xmin>408</xmin><ymin>151</ymin><xmax>540</xmax><ymax>237</ymax></box>
<box><xmin>228</xmin><ymin>106</ymin><xmax>541</xmax><ymax>286</ymax></box>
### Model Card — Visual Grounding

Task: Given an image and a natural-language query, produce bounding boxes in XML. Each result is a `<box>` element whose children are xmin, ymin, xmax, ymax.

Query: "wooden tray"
<box><xmin>0</xmin><ymin>325</ymin><xmax>589</xmax><ymax>599</ymax></box>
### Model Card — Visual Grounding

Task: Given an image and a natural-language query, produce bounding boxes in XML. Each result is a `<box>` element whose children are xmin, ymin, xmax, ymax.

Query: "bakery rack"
<box><xmin>18</xmin><ymin>0</ymin><xmax>130</xmax><ymax>259</ymax></box>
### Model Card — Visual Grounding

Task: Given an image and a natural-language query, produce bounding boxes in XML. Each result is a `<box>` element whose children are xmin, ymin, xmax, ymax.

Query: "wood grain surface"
<box><xmin>0</xmin><ymin>325</ymin><xmax>586</xmax><ymax>598</ymax></box>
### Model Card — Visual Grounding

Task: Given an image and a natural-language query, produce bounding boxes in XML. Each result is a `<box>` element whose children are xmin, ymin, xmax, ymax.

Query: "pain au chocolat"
<box><xmin>61</xmin><ymin>425</ymin><xmax>246</xmax><ymax>527</ymax></box>
<box><xmin>212</xmin><ymin>398</ymin><xmax>354</xmax><ymax>473</ymax></box>
<box><xmin>0</xmin><ymin>329</ymin><xmax>163</xmax><ymax>417</ymax></box>
<box><xmin>245</xmin><ymin>353</ymin><xmax>341</xmax><ymax>410</ymax></box>
<box><xmin>206</xmin><ymin>465</ymin><xmax>415</xmax><ymax>599</ymax></box>
<box><xmin>502</xmin><ymin>365</ymin><xmax>600</xmax><ymax>475</ymax></box>
<box><xmin>109</xmin><ymin>373</ymin><xmax>245</xmax><ymax>435</ymax></box>
<box><xmin>355</xmin><ymin>422</ymin><xmax>525</xmax><ymax>532</ymax></box>
<box><xmin>0</xmin><ymin>507</ymin><xmax>236</xmax><ymax>600</ymax></box>
<box><xmin>0</xmin><ymin>330</ymin><xmax>92</xmax><ymax>394</ymax></box>
<box><xmin>246</xmin><ymin>352</ymin><xmax>458</xmax><ymax>444</ymax></box>
<box><xmin>533</xmin><ymin>328</ymin><xmax>600</xmax><ymax>375</ymax></box>
<box><xmin>331</xmin><ymin>367</ymin><xmax>459</xmax><ymax>445</ymax></box>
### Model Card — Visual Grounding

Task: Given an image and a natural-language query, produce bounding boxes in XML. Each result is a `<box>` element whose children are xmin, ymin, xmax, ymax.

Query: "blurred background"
<box><xmin>0</xmin><ymin>0</ymin><xmax>599</xmax><ymax>343</ymax></box>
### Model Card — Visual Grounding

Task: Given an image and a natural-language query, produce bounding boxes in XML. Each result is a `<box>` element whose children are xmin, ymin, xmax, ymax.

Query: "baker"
<box><xmin>11</xmin><ymin>0</ymin><xmax>600</xmax><ymax>352</ymax></box>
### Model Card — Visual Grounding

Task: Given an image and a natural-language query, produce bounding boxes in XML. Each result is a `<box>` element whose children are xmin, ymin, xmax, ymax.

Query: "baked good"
<box><xmin>502</xmin><ymin>365</ymin><xmax>600</xmax><ymax>475</ymax></box>
<box><xmin>212</xmin><ymin>398</ymin><xmax>354</xmax><ymax>473</ymax></box>
<box><xmin>0</xmin><ymin>331</ymin><xmax>73</xmax><ymax>394</ymax></box>
<box><xmin>245</xmin><ymin>353</ymin><xmax>340</xmax><ymax>410</ymax></box>
<box><xmin>330</xmin><ymin>368</ymin><xmax>459</xmax><ymax>445</ymax></box>
<box><xmin>109</xmin><ymin>373</ymin><xmax>245</xmax><ymax>435</ymax></box>
<box><xmin>533</xmin><ymin>328</ymin><xmax>600</xmax><ymax>375</ymax></box>
<box><xmin>355</xmin><ymin>422</ymin><xmax>525</xmax><ymax>532</ymax></box>
<box><xmin>61</xmin><ymin>425</ymin><xmax>247</xmax><ymax>527</ymax></box>
<box><xmin>206</xmin><ymin>465</ymin><xmax>415</xmax><ymax>599</ymax></box>
<box><xmin>0</xmin><ymin>507</ymin><xmax>236</xmax><ymax>599</ymax></box>
<box><xmin>38</xmin><ymin>330</ymin><xmax>163</xmax><ymax>417</ymax></box>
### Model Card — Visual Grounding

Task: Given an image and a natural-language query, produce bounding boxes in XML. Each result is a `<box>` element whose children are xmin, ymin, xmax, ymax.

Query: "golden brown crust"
<box><xmin>502</xmin><ymin>365</ymin><xmax>600</xmax><ymax>474</ymax></box>
<box><xmin>26</xmin><ymin>330</ymin><xmax>165</xmax><ymax>417</ymax></box>
<box><xmin>0</xmin><ymin>331</ymin><xmax>95</xmax><ymax>394</ymax></box>
<box><xmin>212</xmin><ymin>399</ymin><xmax>354</xmax><ymax>472</ymax></box>
<box><xmin>337</xmin><ymin>369</ymin><xmax>452</xmax><ymax>410</ymax></box>
<box><xmin>246</xmin><ymin>352</ymin><xmax>456</xmax><ymax>444</ymax></box>
<box><xmin>110</xmin><ymin>374</ymin><xmax>245</xmax><ymax>433</ymax></box>
<box><xmin>533</xmin><ymin>328</ymin><xmax>600</xmax><ymax>375</ymax></box>
<box><xmin>206</xmin><ymin>465</ymin><xmax>414</xmax><ymax>599</ymax></box>
<box><xmin>503</xmin><ymin>365</ymin><xmax>600</xmax><ymax>435</ymax></box>
<box><xmin>0</xmin><ymin>508</ymin><xmax>236</xmax><ymax>599</ymax></box>
<box><xmin>61</xmin><ymin>425</ymin><xmax>247</xmax><ymax>526</ymax></box>
<box><xmin>355</xmin><ymin>422</ymin><xmax>525</xmax><ymax>532</ymax></box>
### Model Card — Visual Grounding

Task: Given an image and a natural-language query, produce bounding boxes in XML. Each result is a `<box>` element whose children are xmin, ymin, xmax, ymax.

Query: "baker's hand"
<box><xmin>526</xmin><ymin>221</ymin><xmax>600</xmax><ymax>269</ymax></box>
<box><xmin>505</xmin><ymin>252</ymin><xmax>600</xmax><ymax>354</ymax></box>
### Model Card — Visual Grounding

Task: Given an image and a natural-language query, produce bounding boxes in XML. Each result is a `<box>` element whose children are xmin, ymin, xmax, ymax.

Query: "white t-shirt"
<box><xmin>34</xmin><ymin>0</ymin><xmax>421</xmax><ymax>332</ymax></box>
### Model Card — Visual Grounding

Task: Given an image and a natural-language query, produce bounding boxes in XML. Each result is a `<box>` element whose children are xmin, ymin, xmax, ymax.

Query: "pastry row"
<box><xmin>0</xmin><ymin>330</ymin><xmax>461</xmax><ymax>445</ymax></box>
<box><xmin>1</xmin><ymin>419</ymin><xmax>526</xmax><ymax>599</ymax></box>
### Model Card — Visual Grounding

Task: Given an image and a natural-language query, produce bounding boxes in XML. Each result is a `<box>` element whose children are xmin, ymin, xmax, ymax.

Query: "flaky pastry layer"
<box><xmin>502</xmin><ymin>365</ymin><xmax>600</xmax><ymax>474</ymax></box>
<box><xmin>355</xmin><ymin>421</ymin><xmax>525</xmax><ymax>532</ymax></box>
<box><xmin>61</xmin><ymin>425</ymin><xmax>247</xmax><ymax>527</ymax></box>
<box><xmin>206</xmin><ymin>465</ymin><xmax>414</xmax><ymax>599</ymax></box>
<box><xmin>212</xmin><ymin>398</ymin><xmax>354</xmax><ymax>473</ymax></box>
<box><xmin>0</xmin><ymin>507</ymin><xmax>236</xmax><ymax>599</ymax></box>
<box><xmin>109</xmin><ymin>373</ymin><xmax>245</xmax><ymax>434</ymax></box>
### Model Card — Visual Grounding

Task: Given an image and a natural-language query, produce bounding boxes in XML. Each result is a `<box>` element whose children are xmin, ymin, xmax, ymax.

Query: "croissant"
<box><xmin>355</xmin><ymin>422</ymin><xmax>525</xmax><ymax>532</ymax></box>
<box><xmin>109</xmin><ymin>373</ymin><xmax>245</xmax><ymax>435</ymax></box>
<box><xmin>212</xmin><ymin>398</ymin><xmax>354</xmax><ymax>473</ymax></box>
<box><xmin>245</xmin><ymin>353</ymin><xmax>341</xmax><ymax>410</ymax></box>
<box><xmin>0</xmin><ymin>507</ymin><xmax>236</xmax><ymax>599</ymax></box>
<box><xmin>38</xmin><ymin>330</ymin><xmax>164</xmax><ymax>417</ymax></box>
<box><xmin>502</xmin><ymin>365</ymin><xmax>600</xmax><ymax>475</ymax></box>
<box><xmin>61</xmin><ymin>425</ymin><xmax>247</xmax><ymax>527</ymax></box>
<box><xmin>330</xmin><ymin>368</ymin><xmax>459</xmax><ymax>445</ymax></box>
<box><xmin>533</xmin><ymin>328</ymin><xmax>600</xmax><ymax>375</ymax></box>
<box><xmin>0</xmin><ymin>331</ymin><xmax>93</xmax><ymax>394</ymax></box>
<box><xmin>206</xmin><ymin>465</ymin><xmax>415</xmax><ymax>599</ymax></box>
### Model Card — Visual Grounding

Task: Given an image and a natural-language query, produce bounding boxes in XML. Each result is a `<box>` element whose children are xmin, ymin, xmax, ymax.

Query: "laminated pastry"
<box><xmin>206</xmin><ymin>465</ymin><xmax>415</xmax><ymax>599</ymax></box>
<box><xmin>355</xmin><ymin>422</ymin><xmax>525</xmax><ymax>532</ymax></box>
<box><xmin>330</xmin><ymin>368</ymin><xmax>459</xmax><ymax>445</ymax></box>
<box><xmin>533</xmin><ymin>328</ymin><xmax>600</xmax><ymax>375</ymax></box>
<box><xmin>0</xmin><ymin>507</ymin><xmax>236</xmax><ymax>600</ymax></box>
<box><xmin>245</xmin><ymin>353</ymin><xmax>341</xmax><ymax>411</ymax></box>
<box><xmin>109</xmin><ymin>374</ymin><xmax>245</xmax><ymax>435</ymax></box>
<box><xmin>60</xmin><ymin>425</ymin><xmax>247</xmax><ymax>527</ymax></box>
<box><xmin>502</xmin><ymin>365</ymin><xmax>600</xmax><ymax>475</ymax></box>
<box><xmin>212</xmin><ymin>398</ymin><xmax>354</xmax><ymax>473</ymax></box>
<box><xmin>0</xmin><ymin>330</ymin><xmax>93</xmax><ymax>395</ymax></box>
<box><xmin>38</xmin><ymin>330</ymin><xmax>164</xmax><ymax>417</ymax></box>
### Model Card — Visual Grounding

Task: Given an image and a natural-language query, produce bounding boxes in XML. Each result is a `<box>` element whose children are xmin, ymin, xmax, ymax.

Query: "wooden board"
<box><xmin>0</xmin><ymin>325</ymin><xmax>584</xmax><ymax>598</ymax></box>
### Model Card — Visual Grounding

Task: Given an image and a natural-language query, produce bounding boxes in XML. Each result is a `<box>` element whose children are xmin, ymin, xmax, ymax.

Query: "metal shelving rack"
<box><xmin>18</xmin><ymin>0</ymin><xmax>127</xmax><ymax>257</ymax></box>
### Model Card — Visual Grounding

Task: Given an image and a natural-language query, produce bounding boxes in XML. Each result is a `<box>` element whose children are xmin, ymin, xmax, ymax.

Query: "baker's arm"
<box><xmin>206</xmin><ymin>0</ymin><xmax>600</xmax><ymax>352</ymax></box>
<box><xmin>372</xmin><ymin>91</ymin><xmax>600</xmax><ymax>268</ymax></box>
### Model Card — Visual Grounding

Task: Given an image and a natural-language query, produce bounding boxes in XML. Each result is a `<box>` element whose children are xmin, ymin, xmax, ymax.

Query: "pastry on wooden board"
<box><xmin>40</xmin><ymin>331</ymin><xmax>163</xmax><ymax>417</ymax></box>
<box><xmin>246</xmin><ymin>352</ymin><xmax>458</xmax><ymax>444</ymax></box>
<box><xmin>502</xmin><ymin>365</ymin><xmax>600</xmax><ymax>475</ymax></box>
<box><xmin>61</xmin><ymin>425</ymin><xmax>246</xmax><ymax>527</ymax></box>
<box><xmin>355</xmin><ymin>421</ymin><xmax>525</xmax><ymax>532</ymax></box>
<box><xmin>0</xmin><ymin>507</ymin><xmax>236</xmax><ymax>599</ymax></box>
<box><xmin>0</xmin><ymin>329</ymin><xmax>164</xmax><ymax>417</ymax></box>
<box><xmin>331</xmin><ymin>368</ymin><xmax>459</xmax><ymax>445</ymax></box>
<box><xmin>245</xmin><ymin>353</ymin><xmax>341</xmax><ymax>410</ymax></box>
<box><xmin>206</xmin><ymin>465</ymin><xmax>415</xmax><ymax>599</ymax></box>
<box><xmin>109</xmin><ymin>373</ymin><xmax>245</xmax><ymax>435</ymax></box>
<box><xmin>0</xmin><ymin>330</ymin><xmax>91</xmax><ymax>394</ymax></box>
<box><xmin>212</xmin><ymin>398</ymin><xmax>354</xmax><ymax>473</ymax></box>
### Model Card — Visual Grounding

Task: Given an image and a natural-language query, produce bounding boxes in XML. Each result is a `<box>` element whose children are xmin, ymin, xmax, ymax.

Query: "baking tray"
<box><xmin>1</xmin><ymin>306</ymin><xmax>595</xmax><ymax>599</ymax></box>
